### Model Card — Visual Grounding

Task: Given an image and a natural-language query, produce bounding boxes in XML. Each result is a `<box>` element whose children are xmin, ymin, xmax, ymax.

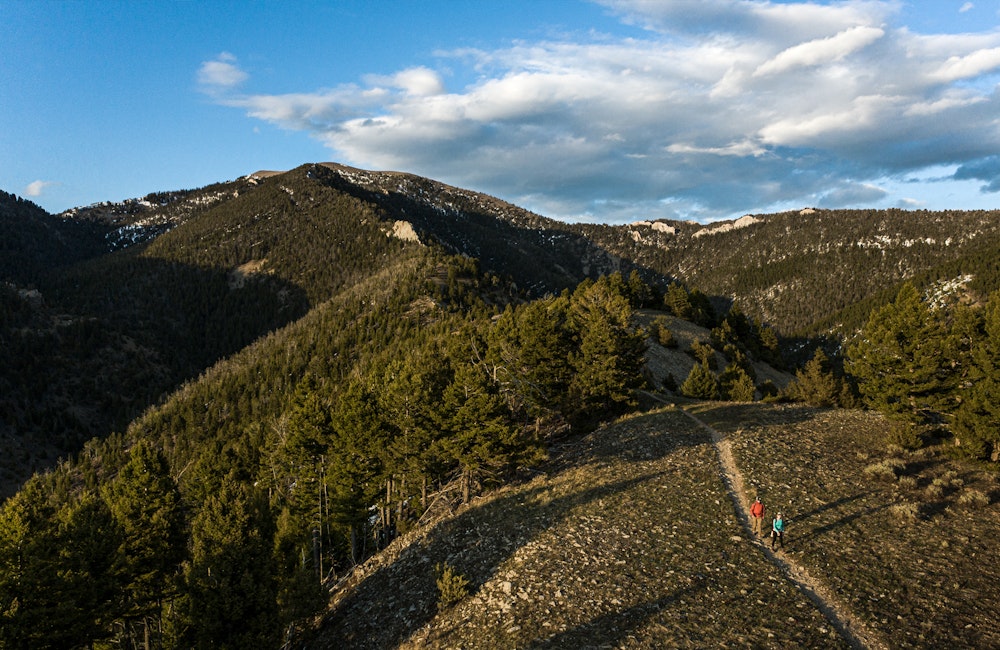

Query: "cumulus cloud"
<box><xmin>366</xmin><ymin>67</ymin><xmax>446</xmax><ymax>97</ymax></box>
<box><xmin>199</xmin><ymin>1</ymin><xmax>1000</xmax><ymax>223</ymax></box>
<box><xmin>753</xmin><ymin>26</ymin><xmax>884</xmax><ymax>77</ymax></box>
<box><xmin>198</xmin><ymin>52</ymin><xmax>249</xmax><ymax>92</ymax></box>
<box><xmin>24</xmin><ymin>180</ymin><xmax>56</xmax><ymax>197</ymax></box>
<box><xmin>818</xmin><ymin>182</ymin><xmax>889</xmax><ymax>208</ymax></box>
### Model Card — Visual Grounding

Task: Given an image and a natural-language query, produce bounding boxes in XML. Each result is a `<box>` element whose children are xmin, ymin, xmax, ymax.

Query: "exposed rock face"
<box><xmin>390</xmin><ymin>220</ymin><xmax>421</xmax><ymax>243</ymax></box>
<box><xmin>692</xmin><ymin>214</ymin><xmax>761</xmax><ymax>238</ymax></box>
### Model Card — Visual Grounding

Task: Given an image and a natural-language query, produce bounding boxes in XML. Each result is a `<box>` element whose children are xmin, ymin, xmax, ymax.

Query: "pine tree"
<box><xmin>272</xmin><ymin>374</ymin><xmax>335</xmax><ymax>580</ymax></box>
<box><xmin>50</xmin><ymin>492</ymin><xmax>122</xmax><ymax>647</ymax></box>
<box><xmin>179</xmin><ymin>478</ymin><xmax>280</xmax><ymax>649</ymax></box>
<box><xmin>626</xmin><ymin>269</ymin><xmax>654</xmax><ymax>308</ymax></box>
<box><xmin>0</xmin><ymin>476</ymin><xmax>59</xmax><ymax>649</ymax></box>
<box><xmin>485</xmin><ymin>297</ymin><xmax>574</xmax><ymax>425</ymax></box>
<box><xmin>720</xmin><ymin>364</ymin><xmax>756</xmax><ymax>402</ymax></box>
<box><xmin>663</xmin><ymin>282</ymin><xmax>693</xmax><ymax>320</ymax></box>
<box><xmin>103</xmin><ymin>441</ymin><xmax>187</xmax><ymax>649</ymax></box>
<box><xmin>377</xmin><ymin>347</ymin><xmax>452</xmax><ymax>536</ymax></box>
<box><xmin>952</xmin><ymin>292</ymin><xmax>1000</xmax><ymax>460</ymax></box>
<box><xmin>328</xmin><ymin>377</ymin><xmax>387</xmax><ymax>563</ymax></box>
<box><xmin>438</xmin><ymin>350</ymin><xmax>535</xmax><ymax>503</ymax></box>
<box><xmin>846</xmin><ymin>283</ymin><xmax>950</xmax><ymax>424</ymax></box>
<box><xmin>786</xmin><ymin>348</ymin><xmax>841</xmax><ymax>407</ymax></box>
<box><xmin>566</xmin><ymin>278</ymin><xmax>646</xmax><ymax>423</ymax></box>
<box><xmin>681</xmin><ymin>362</ymin><xmax>720</xmax><ymax>400</ymax></box>
<box><xmin>689</xmin><ymin>340</ymin><xmax>718</xmax><ymax>370</ymax></box>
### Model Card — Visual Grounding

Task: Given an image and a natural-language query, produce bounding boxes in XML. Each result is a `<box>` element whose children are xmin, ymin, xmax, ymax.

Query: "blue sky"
<box><xmin>3</xmin><ymin>0</ymin><xmax>1000</xmax><ymax>224</ymax></box>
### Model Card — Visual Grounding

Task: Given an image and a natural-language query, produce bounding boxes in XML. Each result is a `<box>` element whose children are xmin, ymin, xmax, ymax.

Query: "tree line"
<box><xmin>0</xmin><ymin>266</ymin><xmax>655</xmax><ymax>649</ymax></box>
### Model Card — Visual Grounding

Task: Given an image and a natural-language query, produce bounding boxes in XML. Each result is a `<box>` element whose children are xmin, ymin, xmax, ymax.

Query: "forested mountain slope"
<box><xmin>3</xmin><ymin>161</ymin><xmax>1000</xmax><ymax>648</ymax></box>
<box><xmin>581</xmin><ymin>208</ymin><xmax>1000</xmax><ymax>336</ymax></box>
<box><xmin>3</xmin><ymin>165</ymin><xmax>999</xmax><ymax>493</ymax></box>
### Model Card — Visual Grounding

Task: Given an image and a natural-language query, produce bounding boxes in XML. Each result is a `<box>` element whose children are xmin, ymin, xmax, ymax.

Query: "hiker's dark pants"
<box><xmin>771</xmin><ymin>531</ymin><xmax>783</xmax><ymax>549</ymax></box>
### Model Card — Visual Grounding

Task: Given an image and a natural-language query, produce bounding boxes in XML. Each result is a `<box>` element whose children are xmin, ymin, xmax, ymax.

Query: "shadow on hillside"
<box><xmin>549</xmin><ymin>408</ymin><xmax>711</xmax><ymax>469</ymax></box>
<box><xmin>2</xmin><ymin>252</ymin><xmax>309</xmax><ymax>498</ymax></box>
<box><xmin>314</xmin><ymin>414</ymin><xmax>706</xmax><ymax>649</ymax></box>
<box><xmin>530</xmin><ymin>579</ymin><xmax>707</xmax><ymax>649</ymax></box>
<box><xmin>791</xmin><ymin>500</ymin><xmax>891</xmax><ymax>547</ymax></box>
<box><xmin>687</xmin><ymin>401</ymin><xmax>822</xmax><ymax>433</ymax></box>
<box><xmin>791</xmin><ymin>492</ymin><xmax>872</xmax><ymax>526</ymax></box>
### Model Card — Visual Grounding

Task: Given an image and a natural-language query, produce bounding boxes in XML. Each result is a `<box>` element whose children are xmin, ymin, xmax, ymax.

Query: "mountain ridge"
<box><xmin>3</xmin><ymin>163</ymin><xmax>999</xmax><ymax>493</ymax></box>
<box><xmin>3</xmin><ymin>163</ymin><xmax>1000</xmax><ymax>648</ymax></box>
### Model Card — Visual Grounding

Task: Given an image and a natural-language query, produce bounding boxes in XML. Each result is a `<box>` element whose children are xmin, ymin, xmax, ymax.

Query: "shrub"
<box><xmin>435</xmin><ymin>562</ymin><xmax>470</xmax><ymax>611</ymax></box>
<box><xmin>758</xmin><ymin>380</ymin><xmax>780</xmax><ymax>402</ymax></box>
<box><xmin>924</xmin><ymin>483</ymin><xmax>945</xmax><ymax>500</ymax></box>
<box><xmin>889</xmin><ymin>502</ymin><xmax>919</xmax><ymax>522</ymax></box>
<box><xmin>897</xmin><ymin>476</ymin><xmax>918</xmax><ymax>491</ymax></box>
<box><xmin>680</xmin><ymin>362</ymin><xmax>720</xmax><ymax>400</ymax></box>
<box><xmin>884</xmin><ymin>420</ymin><xmax>923</xmax><ymax>450</ymax></box>
<box><xmin>654</xmin><ymin>319</ymin><xmax>678</xmax><ymax>348</ymax></box>
<box><xmin>957</xmin><ymin>489</ymin><xmax>991</xmax><ymax>509</ymax></box>
<box><xmin>864</xmin><ymin>458</ymin><xmax>906</xmax><ymax>480</ymax></box>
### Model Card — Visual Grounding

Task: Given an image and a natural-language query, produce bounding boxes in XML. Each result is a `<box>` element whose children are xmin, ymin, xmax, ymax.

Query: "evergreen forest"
<box><xmin>3</xmin><ymin>165</ymin><xmax>1000</xmax><ymax>648</ymax></box>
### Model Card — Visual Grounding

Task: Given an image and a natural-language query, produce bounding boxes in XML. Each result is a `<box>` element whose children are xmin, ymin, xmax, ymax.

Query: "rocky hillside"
<box><xmin>302</xmin><ymin>402</ymin><xmax>1000</xmax><ymax>649</ymax></box>
<box><xmin>582</xmin><ymin>207</ymin><xmax>1000</xmax><ymax>336</ymax></box>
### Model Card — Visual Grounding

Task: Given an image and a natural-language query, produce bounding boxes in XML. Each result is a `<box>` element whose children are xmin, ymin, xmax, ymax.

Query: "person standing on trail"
<box><xmin>750</xmin><ymin>496</ymin><xmax>766</xmax><ymax>536</ymax></box>
<box><xmin>771</xmin><ymin>513</ymin><xmax>785</xmax><ymax>550</ymax></box>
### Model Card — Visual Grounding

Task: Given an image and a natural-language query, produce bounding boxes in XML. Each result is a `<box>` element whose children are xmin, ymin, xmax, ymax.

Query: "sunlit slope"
<box><xmin>694</xmin><ymin>402</ymin><xmax>1000</xmax><ymax>649</ymax></box>
<box><xmin>307</xmin><ymin>407</ymin><xmax>844</xmax><ymax>649</ymax></box>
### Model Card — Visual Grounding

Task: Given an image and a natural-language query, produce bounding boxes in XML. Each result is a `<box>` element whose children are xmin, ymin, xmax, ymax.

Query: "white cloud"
<box><xmin>960</xmin><ymin>3</ymin><xmax>974</xmax><ymax>13</ymax></box>
<box><xmin>367</xmin><ymin>67</ymin><xmax>445</xmax><ymax>96</ymax></box>
<box><xmin>24</xmin><ymin>180</ymin><xmax>56</xmax><ymax>197</ymax></box>
<box><xmin>200</xmin><ymin>0</ymin><xmax>1000</xmax><ymax>222</ymax></box>
<box><xmin>930</xmin><ymin>46</ymin><xmax>1000</xmax><ymax>82</ymax></box>
<box><xmin>198</xmin><ymin>52</ymin><xmax>249</xmax><ymax>92</ymax></box>
<box><xmin>753</xmin><ymin>26</ymin><xmax>884</xmax><ymax>77</ymax></box>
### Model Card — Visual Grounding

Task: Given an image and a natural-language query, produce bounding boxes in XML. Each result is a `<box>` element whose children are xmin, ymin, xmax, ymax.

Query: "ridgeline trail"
<box><xmin>678</xmin><ymin>406</ymin><xmax>889</xmax><ymax>650</ymax></box>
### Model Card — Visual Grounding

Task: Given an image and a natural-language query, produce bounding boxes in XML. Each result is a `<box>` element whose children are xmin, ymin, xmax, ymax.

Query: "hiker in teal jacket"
<box><xmin>771</xmin><ymin>513</ymin><xmax>785</xmax><ymax>550</ymax></box>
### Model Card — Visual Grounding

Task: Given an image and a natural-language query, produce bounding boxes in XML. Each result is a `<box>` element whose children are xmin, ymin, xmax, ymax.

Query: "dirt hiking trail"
<box><xmin>679</xmin><ymin>406</ymin><xmax>889</xmax><ymax>650</ymax></box>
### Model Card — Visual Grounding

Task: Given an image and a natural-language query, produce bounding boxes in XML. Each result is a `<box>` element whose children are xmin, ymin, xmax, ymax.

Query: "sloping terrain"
<box><xmin>582</xmin><ymin>208</ymin><xmax>1000</xmax><ymax>337</ymax></box>
<box><xmin>694</xmin><ymin>402</ymin><xmax>1000</xmax><ymax>649</ymax></box>
<box><xmin>5</xmin><ymin>160</ymin><xmax>998</xmax><ymax>502</ymax></box>
<box><xmin>306</xmin><ymin>406</ymin><xmax>843</xmax><ymax>649</ymax></box>
<box><xmin>302</xmin><ymin>402</ymin><xmax>1000</xmax><ymax>649</ymax></box>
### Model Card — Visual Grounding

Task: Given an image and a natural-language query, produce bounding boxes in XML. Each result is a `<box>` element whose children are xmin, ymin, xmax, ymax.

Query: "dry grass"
<box><xmin>307</xmin><ymin>406</ymin><xmax>844</xmax><ymax>649</ymax></box>
<box><xmin>698</xmin><ymin>402</ymin><xmax>1000</xmax><ymax>649</ymax></box>
<box><xmin>304</xmin><ymin>402</ymin><xmax>1000</xmax><ymax>649</ymax></box>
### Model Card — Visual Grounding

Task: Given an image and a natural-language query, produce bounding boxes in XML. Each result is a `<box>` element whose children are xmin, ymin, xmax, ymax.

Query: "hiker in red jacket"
<box><xmin>750</xmin><ymin>496</ymin><xmax>766</xmax><ymax>537</ymax></box>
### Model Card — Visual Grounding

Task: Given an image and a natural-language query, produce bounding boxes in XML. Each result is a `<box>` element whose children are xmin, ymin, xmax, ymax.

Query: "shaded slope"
<box><xmin>0</xmin><ymin>171</ymin><xmax>421</xmax><ymax>496</ymax></box>
<box><xmin>306</xmin><ymin>407</ymin><xmax>845</xmax><ymax>649</ymax></box>
<box><xmin>0</xmin><ymin>191</ymin><xmax>108</xmax><ymax>283</ymax></box>
<box><xmin>102</xmin><ymin>249</ymin><xmax>447</xmax><ymax>489</ymax></box>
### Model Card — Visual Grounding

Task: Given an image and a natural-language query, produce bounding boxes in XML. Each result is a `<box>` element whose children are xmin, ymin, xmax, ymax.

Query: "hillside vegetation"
<box><xmin>3</xmin><ymin>162</ymin><xmax>1000</xmax><ymax>648</ymax></box>
<box><xmin>301</xmin><ymin>403</ymin><xmax>1000</xmax><ymax>649</ymax></box>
